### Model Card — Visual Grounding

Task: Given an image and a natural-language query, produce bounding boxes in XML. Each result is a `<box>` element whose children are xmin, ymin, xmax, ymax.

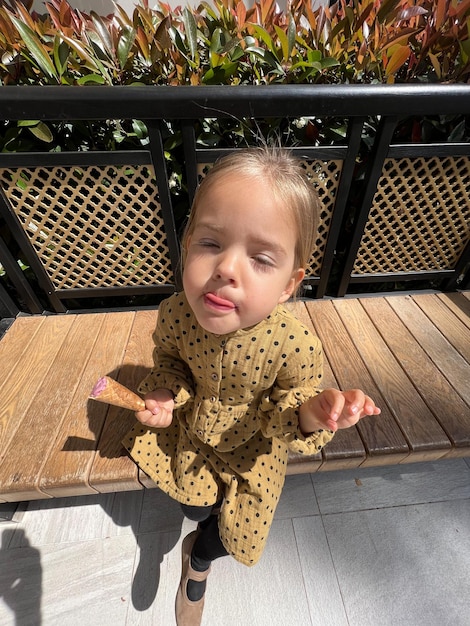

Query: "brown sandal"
<box><xmin>175</xmin><ymin>531</ymin><xmax>211</xmax><ymax>626</ymax></box>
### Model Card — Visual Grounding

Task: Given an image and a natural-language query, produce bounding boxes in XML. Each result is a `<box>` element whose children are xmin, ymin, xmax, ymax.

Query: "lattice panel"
<box><xmin>198</xmin><ymin>159</ymin><xmax>343</xmax><ymax>278</ymax></box>
<box><xmin>302</xmin><ymin>160</ymin><xmax>342</xmax><ymax>278</ymax></box>
<box><xmin>353</xmin><ymin>156</ymin><xmax>470</xmax><ymax>275</ymax></box>
<box><xmin>0</xmin><ymin>164</ymin><xmax>174</xmax><ymax>290</ymax></box>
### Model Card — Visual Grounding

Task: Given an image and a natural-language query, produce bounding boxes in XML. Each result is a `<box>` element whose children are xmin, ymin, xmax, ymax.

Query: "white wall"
<box><xmin>32</xmin><ymin>0</ymin><xmax>134</xmax><ymax>14</ymax></box>
<box><xmin>33</xmin><ymin>0</ymin><xmax>327</xmax><ymax>16</ymax></box>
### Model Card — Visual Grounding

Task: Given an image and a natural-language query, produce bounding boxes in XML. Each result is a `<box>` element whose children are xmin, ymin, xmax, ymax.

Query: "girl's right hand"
<box><xmin>135</xmin><ymin>388</ymin><xmax>175</xmax><ymax>428</ymax></box>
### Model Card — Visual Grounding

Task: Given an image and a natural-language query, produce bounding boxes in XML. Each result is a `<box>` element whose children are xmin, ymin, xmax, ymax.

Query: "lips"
<box><xmin>204</xmin><ymin>292</ymin><xmax>236</xmax><ymax>311</ymax></box>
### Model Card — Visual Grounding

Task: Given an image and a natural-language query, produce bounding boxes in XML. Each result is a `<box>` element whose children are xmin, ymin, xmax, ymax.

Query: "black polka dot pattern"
<box><xmin>122</xmin><ymin>292</ymin><xmax>334</xmax><ymax>566</ymax></box>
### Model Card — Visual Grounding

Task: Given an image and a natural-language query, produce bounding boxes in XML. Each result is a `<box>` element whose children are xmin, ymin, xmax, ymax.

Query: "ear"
<box><xmin>278</xmin><ymin>268</ymin><xmax>305</xmax><ymax>303</ymax></box>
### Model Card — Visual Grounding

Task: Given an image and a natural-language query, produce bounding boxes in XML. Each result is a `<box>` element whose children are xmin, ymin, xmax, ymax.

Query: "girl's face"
<box><xmin>183</xmin><ymin>173</ymin><xmax>305</xmax><ymax>335</ymax></box>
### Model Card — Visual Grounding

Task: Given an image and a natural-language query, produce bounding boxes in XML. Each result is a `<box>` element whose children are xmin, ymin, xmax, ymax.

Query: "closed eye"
<box><xmin>252</xmin><ymin>255</ymin><xmax>276</xmax><ymax>271</ymax></box>
<box><xmin>196</xmin><ymin>239</ymin><xmax>219</xmax><ymax>248</ymax></box>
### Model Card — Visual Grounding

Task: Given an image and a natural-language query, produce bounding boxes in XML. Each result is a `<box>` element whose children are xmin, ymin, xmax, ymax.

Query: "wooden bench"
<box><xmin>0</xmin><ymin>85</ymin><xmax>469</xmax><ymax>502</ymax></box>
<box><xmin>1</xmin><ymin>290</ymin><xmax>469</xmax><ymax>503</ymax></box>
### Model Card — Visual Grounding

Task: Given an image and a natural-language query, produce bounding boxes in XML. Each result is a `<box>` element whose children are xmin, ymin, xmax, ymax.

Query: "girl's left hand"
<box><xmin>299</xmin><ymin>388</ymin><xmax>381</xmax><ymax>434</ymax></box>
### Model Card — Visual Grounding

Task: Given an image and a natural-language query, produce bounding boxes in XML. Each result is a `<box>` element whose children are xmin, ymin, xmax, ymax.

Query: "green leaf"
<box><xmin>274</xmin><ymin>25</ymin><xmax>288</xmax><ymax>60</ymax></box>
<box><xmin>321</xmin><ymin>57</ymin><xmax>340</xmax><ymax>69</ymax></box>
<box><xmin>117</xmin><ymin>27</ymin><xmax>136</xmax><ymax>69</ymax></box>
<box><xmin>202</xmin><ymin>61</ymin><xmax>238</xmax><ymax>84</ymax></box>
<box><xmin>61</xmin><ymin>34</ymin><xmax>111</xmax><ymax>81</ymax></box>
<box><xmin>77</xmin><ymin>73</ymin><xmax>107</xmax><ymax>85</ymax></box>
<box><xmin>28</xmin><ymin>122</ymin><xmax>53</xmax><ymax>143</ymax></box>
<box><xmin>448</xmin><ymin>120</ymin><xmax>466</xmax><ymax>142</ymax></box>
<box><xmin>90</xmin><ymin>11</ymin><xmax>113</xmax><ymax>56</ymax></box>
<box><xmin>250</xmin><ymin>25</ymin><xmax>276</xmax><ymax>55</ymax></box>
<box><xmin>307</xmin><ymin>50</ymin><xmax>323</xmax><ymax>63</ymax></box>
<box><xmin>290</xmin><ymin>60</ymin><xmax>322</xmax><ymax>73</ymax></box>
<box><xmin>209</xmin><ymin>27</ymin><xmax>222</xmax><ymax>66</ymax></box>
<box><xmin>17</xmin><ymin>120</ymin><xmax>40</xmax><ymax>127</ymax></box>
<box><xmin>86</xmin><ymin>30</ymin><xmax>113</xmax><ymax>62</ymax></box>
<box><xmin>183</xmin><ymin>7</ymin><xmax>198</xmax><ymax>61</ymax></box>
<box><xmin>112</xmin><ymin>2</ymin><xmax>133</xmax><ymax>28</ymax></box>
<box><xmin>53</xmin><ymin>37</ymin><xmax>70</xmax><ymax>76</ymax></box>
<box><xmin>245</xmin><ymin>46</ymin><xmax>284</xmax><ymax>74</ymax></box>
<box><xmin>459</xmin><ymin>38</ymin><xmax>470</xmax><ymax>65</ymax></box>
<box><xmin>10</xmin><ymin>16</ymin><xmax>59</xmax><ymax>81</ymax></box>
<box><xmin>287</xmin><ymin>15</ymin><xmax>296</xmax><ymax>59</ymax></box>
<box><xmin>132</xmin><ymin>119</ymin><xmax>148</xmax><ymax>139</ymax></box>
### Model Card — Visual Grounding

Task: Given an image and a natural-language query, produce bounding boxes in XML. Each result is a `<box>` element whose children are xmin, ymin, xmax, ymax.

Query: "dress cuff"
<box><xmin>138</xmin><ymin>373</ymin><xmax>193</xmax><ymax>408</ymax></box>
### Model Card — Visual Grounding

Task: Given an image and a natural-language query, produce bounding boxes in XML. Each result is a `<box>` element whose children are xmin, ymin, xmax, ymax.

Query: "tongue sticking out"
<box><xmin>205</xmin><ymin>293</ymin><xmax>236</xmax><ymax>310</ymax></box>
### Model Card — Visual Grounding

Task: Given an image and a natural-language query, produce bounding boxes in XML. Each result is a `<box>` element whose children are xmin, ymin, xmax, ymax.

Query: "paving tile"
<box><xmin>0</xmin><ymin>527</ymin><xmax>43</xmax><ymax>626</ymax></box>
<box><xmin>275</xmin><ymin>473</ymin><xmax>319</xmax><ymax>519</ymax></box>
<box><xmin>1</xmin><ymin>457</ymin><xmax>469</xmax><ymax>626</ymax></box>
<box><xmin>203</xmin><ymin>518</ymin><xmax>312</xmax><ymax>626</ymax></box>
<box><xmin>312</xmin><ymin>458</ymin><xmax>470</xmax><ymax>514</ymax></box>
<box><xmin>322</xmin><ymin>499</ymin><xmax>470</xmax><ymax>626</ymax></box>
<box><xmin>0</xmin><ymin>532</ymin><xmax>136</xmax><ymax>626</ymax></box>
<box><xmin>126</xmin><ymin>530</ymin><xmax>182</xmax><ymax>625</ymax></box>
<box><xmin>138</xmin><ymin>487</ymin><xmax>185</xmax><ymax>534</ymax></box>
<box><xmin>7</xmin><ymin>491</ymin><xmax>144</xmax><ymax>548</ymax></box>
<box><xmin>129</xmin><ymin>518</ymin><xmax>314</xmax><ymax>625</ymax></box>
<box><xmin>294</xmin><ymin>516</ymin><xmax>349</xmax><ymax>626</ymax></box>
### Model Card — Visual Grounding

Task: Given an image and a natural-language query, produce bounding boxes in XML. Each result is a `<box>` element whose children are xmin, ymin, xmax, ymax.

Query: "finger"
<box><xmin>135</xmin><ymin>409</ymin><xmax>155</xmax><ymax>424</ymax></box>
<box><xmin>362</xmin><ymin>396</ymin><xmax>380</xmax><ymax>416</ymax></box>
<box><xmin>326</xmin><ymin>394</ymin><xmax>346</xmax><ymax>421</ymax></box>
<box><xmin>344</xmin><ymin>389</ymin><xmax>365</xmax><ymax>416</ymax></box>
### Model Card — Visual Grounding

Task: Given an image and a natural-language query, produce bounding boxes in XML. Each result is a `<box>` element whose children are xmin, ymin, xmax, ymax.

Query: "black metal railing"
<box><xmin>0</xmin><ymin>84</ymin><xmax>469</xmax><ymax>316</ymax></box>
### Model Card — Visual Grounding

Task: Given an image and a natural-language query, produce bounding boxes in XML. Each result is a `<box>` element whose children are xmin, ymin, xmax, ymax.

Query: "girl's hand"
<box><xmin>299</xmin><ymin>388</ymin><xmax>381</xmax><ymax>434</ymax></box>
<box><xmin>135</xmin><ymin>388</ymin><xmax>175</xmax><ymax>428</ymax></box>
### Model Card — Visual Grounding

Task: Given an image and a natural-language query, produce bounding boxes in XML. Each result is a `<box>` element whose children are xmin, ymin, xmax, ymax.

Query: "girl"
<box><xmin>123</xmin><ymin>148</ymin><xmax>380</xmax><ymax>625</ymax></box>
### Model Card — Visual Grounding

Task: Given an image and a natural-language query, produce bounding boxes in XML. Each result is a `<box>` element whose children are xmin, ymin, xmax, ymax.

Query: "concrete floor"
<box><xmin>1</xmin><ymin>457</ymin><xmax>469</xmax><ymax>626</ymax></box>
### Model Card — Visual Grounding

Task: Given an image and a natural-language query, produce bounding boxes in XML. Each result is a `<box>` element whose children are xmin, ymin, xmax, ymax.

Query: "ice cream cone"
<box><xmin>89</xmin><ymin>376</ymin><xmax>145</xmax><ymax>412</ymax></box>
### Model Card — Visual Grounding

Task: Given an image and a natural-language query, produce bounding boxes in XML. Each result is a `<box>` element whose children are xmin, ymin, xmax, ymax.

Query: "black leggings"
<box><xmin>181</xmin><ymin>502</ymin><xmax>228</xmax><ymax>566</ymax></box>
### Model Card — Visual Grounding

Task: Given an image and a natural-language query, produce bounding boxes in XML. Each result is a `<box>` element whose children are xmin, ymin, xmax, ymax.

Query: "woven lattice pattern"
<box><xmin>198</xmin><ymin>159</ymin><xmax>342</xmax><ymax>278</ymax></box>
<box><xmin>353</xmin><ymin>156</ymin><xmax>470</xmax><ymax>275</ymax></box>
<box><xmin>302</xmin><ymin>160</ymin><xmax>341</xmax><ymax>277</ymax></box>
<box><xmin>0</xmin><ymin>165</ymin><xmax>174</xmax><ymax>290</ymax></box>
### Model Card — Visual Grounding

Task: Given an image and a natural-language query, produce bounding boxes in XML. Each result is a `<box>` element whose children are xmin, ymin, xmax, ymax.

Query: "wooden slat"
<box><xmin>333</xmin><ymin>298</ymin><xmax>452</xmax><ymax>462</ymax></box>
<box><xmin>273</xmin><ymin>302</ymin><xmax>323</xmax><ymax>473</ymax></box>
<box><xmin>39</xmin><ymin>312</ymin><xmax>136</xmax><ymax>498</ymax></box>
<box><xmin>0</xmin><ymin>318</ymin><xmax>50</xmax><ymax>503</ymax></box>
<box><xmin>89</xmin><ymin>309</ymin><xmax>158</xmax><ymax>493</ymax></box>
<box><xmin>0</xmin><ymin>316</ymin><xmax>75</xmax><ymax>466</ymax></box>
<box><xmin>437</xmin><ymin>292</ymin><xmax>470</xmax><ymax>330</ymax></box>
<box><xmin>412</xmin><ymin>293</ymin><xmax>470</xmax><ymax>362</ymax></box>
<box><xmin>1</xmin><ymin>293</ymin><xmax>468</xmax><ymax>502</ymax></box>
<box><xmin>287</xmin><ymin>303</ymin><xmax>367</xmax><ymax>472</ymax></box>
<box><xmin>361</xmin><ymin>297</ymin><xmax>470</xmax><ymax>450</ymax></box>
<box><xmin>306</xmin><ymin>300</ymin><xmax>410</xmax><ymax>465</ymax></box>
<box><xmin>387</xmin><ymin>295</ymin><xmax>470</xmax><ymax>406</ymax></box>
<box><xmin>0</xmin><ymin>316</ymin><xmax>45</xmax><ymax>383</ymax></box>
<box><xmin>0</xmin><ymin>314</ymin><xmax>112</xmax><ymax>501</ymax></box>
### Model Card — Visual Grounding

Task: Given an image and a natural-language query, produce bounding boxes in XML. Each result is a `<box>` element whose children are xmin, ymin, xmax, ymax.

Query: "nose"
<box><xmin>213</xmin><ymin>249</ymin><xmax>239</xmax><ymax>283</ymax></box>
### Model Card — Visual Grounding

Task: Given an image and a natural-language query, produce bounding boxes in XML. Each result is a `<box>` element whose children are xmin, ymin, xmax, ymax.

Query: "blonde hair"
<box><xmin>182</xmin><ymin>147</ymin><xmax>320</xmax><ymax>272</ymax></box>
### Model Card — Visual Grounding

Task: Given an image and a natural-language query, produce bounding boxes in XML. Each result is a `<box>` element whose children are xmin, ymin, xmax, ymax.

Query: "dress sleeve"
<box><xmin>258</xmin><ymin>331</ymin><xmax>334</xmax><ymax>454</ymax></box>
<box><xmin>138</xmin><ymin>299</ymin><xmax>194</xmax><ymax>408</ymax></box>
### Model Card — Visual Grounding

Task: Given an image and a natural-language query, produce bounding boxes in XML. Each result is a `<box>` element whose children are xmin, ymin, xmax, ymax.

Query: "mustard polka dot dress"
<box><xmin>123</xmin><ymin>292</ymin><xmax>334</xmax><ymax>566</ymax></box>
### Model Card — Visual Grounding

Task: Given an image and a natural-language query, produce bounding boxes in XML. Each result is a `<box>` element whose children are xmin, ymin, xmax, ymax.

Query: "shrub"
<box><xmin>0</xmin><ymin>0</ymin><xmax>469</xmax><ymax>86</ymax></box>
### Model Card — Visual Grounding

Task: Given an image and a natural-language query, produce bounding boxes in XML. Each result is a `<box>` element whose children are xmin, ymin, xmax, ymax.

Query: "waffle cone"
<box><xmin>89</xmin><ymin>376</ymin><xmax>145</xmax><ymax>412</ymax></box>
